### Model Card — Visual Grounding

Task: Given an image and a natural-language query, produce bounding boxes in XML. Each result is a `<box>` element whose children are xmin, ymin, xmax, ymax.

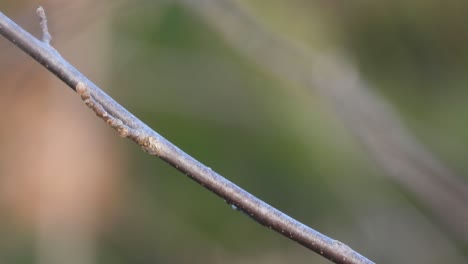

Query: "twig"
<box><xmin>36</xmin><ymin>6</ymin><xmax>51</xmax><ymax>45</ymax></box>
<box><xmin>0</xmin><ymin>7</ymin><xmax>374</xmax><ymax>264</ymax></box>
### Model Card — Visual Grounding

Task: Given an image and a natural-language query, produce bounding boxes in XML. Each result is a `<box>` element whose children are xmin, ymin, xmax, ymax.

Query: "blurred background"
<box><xmin>0</xmin><ymin>0</ymin><xmax>467</xmax><ymax>263</ymax></box>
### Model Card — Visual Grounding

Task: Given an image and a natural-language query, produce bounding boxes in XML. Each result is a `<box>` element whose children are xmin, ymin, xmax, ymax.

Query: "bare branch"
<box><xmin>0</xmin><ymin>8</ymin><xmax>374</xmax><ymax>264</ymax></box>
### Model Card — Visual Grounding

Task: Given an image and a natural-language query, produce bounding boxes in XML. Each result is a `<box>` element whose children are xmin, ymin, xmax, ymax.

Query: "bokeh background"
<box><xmin>0</xmin><ymin>0</ymin><xmax>467</xmax><ymax>263</ymax></box>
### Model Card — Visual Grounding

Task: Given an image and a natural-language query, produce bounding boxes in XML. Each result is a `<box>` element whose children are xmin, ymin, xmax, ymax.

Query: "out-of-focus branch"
<box><xmin>178</xmin><ymin>0</ymin><xmax>468</xmax><ymax>241</ymax></box>
<box><xmin>0</xmin><ymin>8</ymin><xmax>374</xmax><ymax>264</ymax></box>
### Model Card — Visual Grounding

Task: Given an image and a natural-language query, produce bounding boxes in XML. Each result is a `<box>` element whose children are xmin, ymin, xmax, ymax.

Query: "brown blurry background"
<box><xmin>0</xmin><ymin>0</ymin><xmax>467</xmax><ymax>263</ymax></box>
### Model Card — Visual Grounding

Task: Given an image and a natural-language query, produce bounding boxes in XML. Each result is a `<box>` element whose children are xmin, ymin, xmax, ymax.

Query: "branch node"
<box><xmin>76</xmin><ymin>82</ymin><xmax>161</xmax><ymax>156</ymax></box>
<box><xmin>36</xmin><ymin>6</ymin><xmax>52</xmax><ymax>45</ymax></box>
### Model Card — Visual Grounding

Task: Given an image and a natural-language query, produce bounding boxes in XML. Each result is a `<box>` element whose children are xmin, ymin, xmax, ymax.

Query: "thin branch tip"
<box><xmin>36</xmin><ymin>6</ymin><xmax>52</xmax><ymax>44</ymax></box>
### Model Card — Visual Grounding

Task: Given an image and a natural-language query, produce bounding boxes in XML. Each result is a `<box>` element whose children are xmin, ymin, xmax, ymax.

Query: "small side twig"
<box><xmin>36</xmin><ymin>6</ymin><xmax>51</xmax><ymax>45</ymax></box>
<box><xmin>0</xmin><ymin>7</ymin><xmax>374</xmax><ymax>264</ymax></box>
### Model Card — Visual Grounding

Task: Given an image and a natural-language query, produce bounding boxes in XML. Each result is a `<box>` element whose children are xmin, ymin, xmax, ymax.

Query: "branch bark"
<box><xmin>0</xmin><ymin>7</ymin><xmax>374</xmax><ymax>264</ymax></box>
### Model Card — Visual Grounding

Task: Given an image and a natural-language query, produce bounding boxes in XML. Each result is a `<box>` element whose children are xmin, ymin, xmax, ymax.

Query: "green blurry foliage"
<box><xmin>1</xmin><ymin>1</ymin><xmax>464</xmax><ymax>263</ymax></box>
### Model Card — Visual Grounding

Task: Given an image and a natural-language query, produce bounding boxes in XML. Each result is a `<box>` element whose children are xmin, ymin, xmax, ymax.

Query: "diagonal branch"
<box><xmin>0</xmin><ymin>7</ymin><xmax>374</xmax><ymax>264</ymax></box>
